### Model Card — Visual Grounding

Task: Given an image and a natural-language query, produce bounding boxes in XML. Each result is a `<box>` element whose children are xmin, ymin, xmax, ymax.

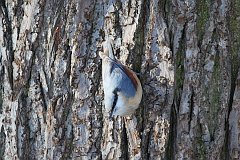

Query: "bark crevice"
<box><xmin>0</xmin><ymin>0</ymin><xmax>14</xmax><ymax>90</ymax></box>
<box><xmin>0</xmin><ymin>126</ymin><xmax>6</xmax><ymax>159</ymax></box>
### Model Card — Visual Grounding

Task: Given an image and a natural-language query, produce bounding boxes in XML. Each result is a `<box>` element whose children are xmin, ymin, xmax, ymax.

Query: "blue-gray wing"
<box><xmin>109</xmin><ymin>60</ymin><xmax>137</xmax><ymax>97</ymax></box>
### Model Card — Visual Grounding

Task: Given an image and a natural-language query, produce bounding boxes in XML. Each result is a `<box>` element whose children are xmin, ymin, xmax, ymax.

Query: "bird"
<box><xmin>99</xmin><ymin>39</ymin><xmax>142</xmax><ymax>117</ymax></box>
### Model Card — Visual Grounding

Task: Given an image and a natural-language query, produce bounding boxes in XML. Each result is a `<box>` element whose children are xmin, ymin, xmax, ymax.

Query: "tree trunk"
<box><xmin>0</xmin><ymin>0</ymin><xmax>239</xmax><ymax>159</ymax></box>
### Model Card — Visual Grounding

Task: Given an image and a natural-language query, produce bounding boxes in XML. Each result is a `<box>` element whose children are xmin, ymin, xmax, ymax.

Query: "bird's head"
<box><xmin>99</xmin><ymin>39</ymin><xmax>115</xmax><ymax>59</ymax></box>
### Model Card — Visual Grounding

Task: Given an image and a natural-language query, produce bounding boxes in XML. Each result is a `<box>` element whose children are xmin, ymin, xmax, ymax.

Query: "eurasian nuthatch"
<box><xmin>99</xmin><ymin>39</ymin><xmax>142</xmax><ymax>117</ymax></box>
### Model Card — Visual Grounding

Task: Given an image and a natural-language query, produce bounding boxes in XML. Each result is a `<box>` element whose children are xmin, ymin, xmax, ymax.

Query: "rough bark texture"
<box><xmin>0</xmin><ymin>0</ymin><xmax>239</xmax><ymax>159</ymax></box>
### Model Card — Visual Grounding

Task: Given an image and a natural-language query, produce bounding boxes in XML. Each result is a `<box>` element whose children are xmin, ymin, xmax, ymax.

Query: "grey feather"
<box><xmin>108</xmin><ymin>60</ymin><xmax>136</xmax><ymax>97</ymax></box>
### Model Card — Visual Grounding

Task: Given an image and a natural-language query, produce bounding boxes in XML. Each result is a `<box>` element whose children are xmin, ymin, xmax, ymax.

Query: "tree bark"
<box><xmin>0</xmin><ymin>0</ymin><xmax>239</xmax><ymax>159</ymax></box>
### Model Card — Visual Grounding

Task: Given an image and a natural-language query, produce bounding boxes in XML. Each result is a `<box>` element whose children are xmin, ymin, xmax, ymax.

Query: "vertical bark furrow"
<box><xmin>229</xmin><ymin>71</ymin><xmax>240</xmax><ymax>159</ymax></box>
<box><xmin>196</xmin><ymin>0</ymin><xmax>210</xmax><ymax>42</ymax></box>
<box><xmin>0</xmin><ymin>125</ymin><xmax>6</xmax><ymax>159</ymax></box>
<box><xmin>0</xmin><ymin>0</ymin><xmax>14</xmax><ymax>90</ymax></box>
<box><xmin>227</xmin><ymin>1</ymin><xmax>240</xmax><ymax>159</ymax></box>
<box><xmin>141</xmin><ymin>0</ymin><xmax>174</xmax><ymax>159</ymax></box>
<box><xmin>197</xmin><ymin>1</ymin><xmax>218</xmax><ymax>158</ymax></box>
<box><xmin>207</xmin><ymin>1</ymin><xmax>231</xmax><ymax>159</ymax></box>
<box><xmin>173</xmin><ymin>0</ymin><xmax>197</xmax><ymax>159</ymax></box>
<box><xmin>132</xmin><ymin>1</ymin><xmax>149</xmax><ymax>159</ymax></box>
<box><xmin>17</xmin><ymin>86</ymin><xmax>30</xmax><ymax>160</ymax></box>
<box><xmin>0</xmin><ymin>56</ymin><xmax>3</xmax><ymax>114</ymax></box>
